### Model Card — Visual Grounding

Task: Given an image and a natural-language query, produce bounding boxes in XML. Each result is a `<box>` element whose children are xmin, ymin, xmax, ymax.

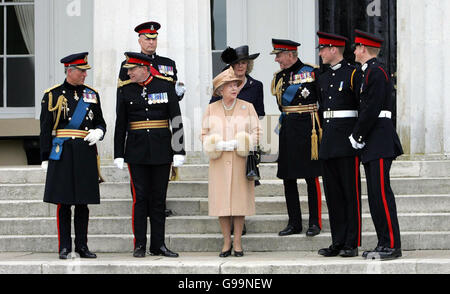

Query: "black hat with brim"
<box><xmin>134</xmin><ymin>21</ymin><xmax>161</xmax><ymax>39</ymax></box>
<box><xmin>271</xmin><ymin>39</ymin><xmax>301</xmax><ymax>55</ymax></box>
<box><xmin>221</xmin><ymin>46</ymin><xmax>260</xmax><ymax>65</ymax></box>
<box><xmin>60</xmin><ymin>52</ymin><xmax>91</xmax><ymax>70</ymax></box>
<box><xmin>122</xmin><ymin>52</ymin><xmax>152</xmax><ymax>69</ymax></box>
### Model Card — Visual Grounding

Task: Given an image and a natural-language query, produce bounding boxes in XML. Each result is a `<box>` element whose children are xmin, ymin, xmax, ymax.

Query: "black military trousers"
<box><xmin>57</xmin><ymin>204</ymin><xmax>89</xmax><ymax>252</ymax></box>
<box><xmin>322</xmin><ymin>156</ymin><xmax>362</xmax><ymax>249</ymax></box>
<box><xmin>128</xmin><ymin>163</ymin><xmax>171</xmax><ymax>251</ymax></box>
<box><xmin>283</xmin><ymin>178</ymin><xmax>322</xmax><ymax>230</ymax></box>
<box><xmin>363</xmin><ymin>158</ymin><xmax>401</xmax><ymax>249</ymax></box>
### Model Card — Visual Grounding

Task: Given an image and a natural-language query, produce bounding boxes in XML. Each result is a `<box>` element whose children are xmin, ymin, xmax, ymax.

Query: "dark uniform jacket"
<box><xmin>273</xmin><ymin>59</ymin><xmax>322</xmax><ymax>179</ymax></box>
<box><xmin>210</xmin><ymin>74</ymin><xmax>265</xmax><ymax>118</ymax></box>
<box><xmin>40</xmin><ymin>80</ymin><xmax>106</xmax><ymax>205</ymax></box>
<box><xmin>114</xmin><ymin>75</ymin><xmax>185</xmax><ymax>165</ymax></box>
<box><xmin>352</xmin><ymin>58</ymin><xmax>403</xmax><ymax>163</ymax></box>
<box><xmin>317</xmin><ymin>60</ymin><xmax>361</xmax><ymax>160</ymax></box>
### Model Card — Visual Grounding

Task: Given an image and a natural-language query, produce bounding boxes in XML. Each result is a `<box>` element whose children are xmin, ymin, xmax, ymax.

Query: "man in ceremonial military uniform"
<box><xmin>316</xmin><ymin>32</ymin><xmax>362</xmax><ymax>257</ymax></box>
<box><xmin>271</xmin><ymin>39</ymin><xmax>323</xmax><ymax>237</ymax></box>
<box><xmin>351</xmin><ymin>30</ymin><xmax>403</xmax><ymax>260</ymax></box>
<box><xmin>40</xmin><ymin>52</ymin><xmax>106</xmax><ymax>259</ymax></box>
<box><xmin>114</xmin><ymin>52</ymin><xmax>186</xmax><ymax>258</ymax></box>
<box><xmin>117</xmin><ymin>21</ymin><xmax>186</xmax><ymax>101</ymax></box>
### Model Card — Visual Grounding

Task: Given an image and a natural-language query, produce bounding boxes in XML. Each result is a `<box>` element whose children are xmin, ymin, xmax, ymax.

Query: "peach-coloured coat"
<box><xmin>201</xmin><ymin>99</ymin><xmax>262</xmax><ymax>217</ymax></box>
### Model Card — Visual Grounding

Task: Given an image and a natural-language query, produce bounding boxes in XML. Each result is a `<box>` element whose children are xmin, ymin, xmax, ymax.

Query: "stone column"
<box><xmin>92</xmin><ymin>0</ymin><xmax>212</xmax><ymax>161</ymax></box>
<box><xmin>397</xmin><ymin>0</ymin><xmax>450</xmax><ymax>158</ymax></box>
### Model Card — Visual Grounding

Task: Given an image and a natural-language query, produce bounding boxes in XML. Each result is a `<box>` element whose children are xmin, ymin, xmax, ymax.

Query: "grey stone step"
<box><xmin>1</xmin><ymin>195</ymin><xmax>449</xmax><ymax>218</ymax></box>
<box><xmin>1</xmin><ymin>251</ymin><xmax>449</xmax><ymax>274</ymax></box>
<box><xmin>1</xmin><ymin>177</ymin><xmax>450</xmax><ymax>201</ymax></box>
<box><xmin>0</xmin><ymin>213</ymin><xmax>448</xmax><ymax>235</ymax></box>
<box><xmin>1</xmin><ymin>160</ymin><xmax>450</xmax><ymax>184</ymax></box>
<box><xmin>0</xmin><ymin>231</ymin><xmax>449</xmax><ymax>253</ymax></box>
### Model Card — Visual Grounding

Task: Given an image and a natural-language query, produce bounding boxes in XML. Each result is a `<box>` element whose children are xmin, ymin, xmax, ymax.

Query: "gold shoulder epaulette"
<box><xmin>117</xmin><ymin>79</ymin><xmax>133</xmax><ymax>88</ymax></box>
<box><xmin>304</xmin><ymin>63</ymin><xmax>320</xmax><ymax>69</ymax></box>
<box><xmin>44</xmin><ymin>84</ymin><xmax>61</xmax><ymax>94</ymax></box>
<box><xmin>84</xmin><ymin>84</ymin><xmax>99</xmax><ymax>93</ymax></box>
<box><xmin>154</xmin><ymin>75</ymin><xmax>174</xmax><ymax>83</ymax></box>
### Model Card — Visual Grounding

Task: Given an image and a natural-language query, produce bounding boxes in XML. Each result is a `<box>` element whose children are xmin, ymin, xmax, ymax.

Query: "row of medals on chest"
<box><xmin>286</xmin><ymin>71</ymin><xmax>345</xmax><ymax>99</ymax></box>
<box><xmin>140</xmin><ymin>87</ymin><xmax>168</xmax><ymax>105</ymax></box>
<box><xmin>60</xmin><ymin>89</ymin><xmax>95</xmax><ymax>120</ymax></box>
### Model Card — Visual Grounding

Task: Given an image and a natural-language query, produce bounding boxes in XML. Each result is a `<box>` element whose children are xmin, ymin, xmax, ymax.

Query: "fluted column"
<box><xmin>397</xmin><ymin>0</ymin><xmax>450</xmax><ymax>157</ymax></box>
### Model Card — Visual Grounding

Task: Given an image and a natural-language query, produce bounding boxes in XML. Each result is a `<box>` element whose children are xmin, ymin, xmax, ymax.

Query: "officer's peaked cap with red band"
<box><xmin>134</xmin><ymin>21</ymin><xmax>161</xmax><ymax>39</ymax></box>
<box><xmin>60</xmin><ymin>52</ymin><xmax>91</xmax><ymax>70</ymax></box>
<box><xmin>354</xmin><ymin>29</ymin><xmax>384</xmax><ymax>48</ymax></box>
<box><xmin>316</xmin><ymin>31</ymin><xmax>348</xmax><ymax>49</ymax></box>
<box><xmin>271</xmin><ymin>39</ymin><xmax>301</xmax><ymax>55</ymax></box>
<box><xmin>123</xmin><ymin>52</ymin><xmax>153</xmax><ymax>69</ymax></box>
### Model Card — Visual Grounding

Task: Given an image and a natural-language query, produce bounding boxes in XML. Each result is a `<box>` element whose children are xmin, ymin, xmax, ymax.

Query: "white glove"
<box><xmin>173</xmin><ymin>155</ymin><xmax>185</xmax><ymax>167</ymax></box>
<box><xmin>41</xmin><ymin>161</ymin><xmax>48</xmax><ymax>170</ymax></box>
<box><xmin>224</xmin><ymin>140</ymin><xmax>237</xmax><ymax>151</ymax></box>
<box><xmin>114</xmin><ymin>158</ymin><xmax>124</xmax><ymax>170</ymax></box>
<box><xmin>175</xmin><ymin>81</ymin><xmax>186</xmax><ymax>96</ymax></box>
<box><xmin>349</xmin><ymin>135</ymin><xmax>366</xmax><ymax>150</ymax></box>
<box><xmin>216</xmin><ymin>141</ymin><xmax>226</xmax><ymax>151</ymax></box>
<box><xmin>84</xmin><ymin>129</ymin><xmax>104</xmax><ymax>146</ymax></box>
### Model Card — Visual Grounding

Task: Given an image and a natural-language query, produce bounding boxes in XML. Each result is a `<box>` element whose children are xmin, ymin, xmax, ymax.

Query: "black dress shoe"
<box><xmin>339</xmin><ymin>247</ymin><xmax>358</xmax><ymax>257</ymax></box>
<box><xmin>59</xmin><ymin>248</ymin><xmax>71</xmax><ymax>260</ymax></box>
<box><xmin>362</xmin><ymin>246</ymin><xmax>384</xmax><ymax>258</ymax></box>
<box><xmin>365</xmin><ymin>247</ymin><xmax>402</xmax><ymax>260</ymax></box>
<box><xmin>234</xmin><ymin>250</ymin><xmax>244</xmax><ymax>257</ymax></box>
<box><xmin>150</xmin><ymin>245</ymin><xmax>179</xmax><ymax>258</ymax></box>
<box><xmin>306</xmin><ymin>225</ymin><xmax>321</xmax><ymax>237</ymax></box>
<box><xmin>133</xmin><ymin>245</ymin><xmax>146</xmax><ymax>258</ymax></box>
<box><xmin>75</xmin><ymin>246</ymin><xmax>97</xmax><ymax>259</ymax></box>
<box><xmin>165</xmin><ymin>209</ymin><xmax>173</xmax><ymax>217</ymax></box>
<box><xmin>219</xmin><ymin>246</ymin><xmax>232</xmax><ymax>258</ymax></box>
<box><xmin>318</xmin><ymin>245</ymin><xmax>342</xmax><ymax>257</ymax></box>
<box><xmin>278</xmin><ymin>225</ymin><xmax>302</xmax><ymax>236</ymax></box>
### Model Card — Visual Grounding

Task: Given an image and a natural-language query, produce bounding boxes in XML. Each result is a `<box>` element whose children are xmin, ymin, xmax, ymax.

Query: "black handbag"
<box><xmin>246</xmin><ymin>147</ymin><xmax>261</xmax><ymax>181</ymax></box>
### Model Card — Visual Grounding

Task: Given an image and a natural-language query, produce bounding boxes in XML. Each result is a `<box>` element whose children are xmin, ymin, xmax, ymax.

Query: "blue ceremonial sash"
<box><xmin>275</xmin><ymin>65</ymin><xmax>314</xmax><ymax>134</ymax></box>
<box><xmin>49</xmin><ymin>97</ymin><xmax>90</xmax><ymax>161</ymax></box>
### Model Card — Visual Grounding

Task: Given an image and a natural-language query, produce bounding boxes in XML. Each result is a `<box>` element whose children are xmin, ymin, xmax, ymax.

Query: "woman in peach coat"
<box><xmin>201</xmin><ymin>68</ymin><xmax>261</xmax><ymax>257</ymax></box>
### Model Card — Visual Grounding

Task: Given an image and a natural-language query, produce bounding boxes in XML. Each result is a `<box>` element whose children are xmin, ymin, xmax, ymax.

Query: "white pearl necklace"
<box><xmin>222</xmin><ymin>98</ymin><xmax>237</xmax><ymax>111</ymax></box>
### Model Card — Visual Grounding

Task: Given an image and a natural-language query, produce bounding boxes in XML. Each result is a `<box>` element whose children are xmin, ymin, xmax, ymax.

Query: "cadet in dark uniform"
<box><xmin>315</xmin><ymin>32</ymin><xmax>362</xmax><ymax>257</ymax></box>
<box><xmin>351</xmin><ymin>30</ymin><xmax>403</xmax><ymax>260</ymax></box>
<box><xmin>114</xmin><ymin>52</ymin><xmax>186</xmax><ymax>258</ymax></box>
<box><xmin>271</xmin><ymin>39</ymin><xmax>323</xmax><ymax>237</ymax></box>
<box><xmin>40</xmin><ymin>53</ymin><xmax>106</xmax><ymax>259</ymax></box>
<box><xmin>117</xmin><ymin>21</ymin><xmax>186</xmax><ymax>101</ymax></box>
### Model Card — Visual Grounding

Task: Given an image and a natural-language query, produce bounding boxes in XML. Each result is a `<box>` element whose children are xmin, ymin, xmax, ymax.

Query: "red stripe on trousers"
<box><xmin>57</xmin><ymin>204</ymin><xmax>61</xmax><ymax>251</ymax></box>
<box><xmin>315</xmin><ymin>178</ymin><xmax>322</xmax><ymax>229</ymax></box>
<box><xmin>127</xmin><ymin>164</ymin><xmax>137</xmax><ymax>248</ymax></box>
<box><xmin>379</xmin><ymin>159</ymin><xmax>395</xmax><ymax>248</ymax></box>
<box><xmin>355</xmin><ymin>157</ymin><xmax>361</xmax><ymax>247</ymax></box>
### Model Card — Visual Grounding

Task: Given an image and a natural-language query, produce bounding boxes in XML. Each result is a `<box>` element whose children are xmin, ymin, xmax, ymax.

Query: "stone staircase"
<box><xmin>0</xmin><ymin>157</ymin><xmax>449</xmax><ymax>273</ymax></box>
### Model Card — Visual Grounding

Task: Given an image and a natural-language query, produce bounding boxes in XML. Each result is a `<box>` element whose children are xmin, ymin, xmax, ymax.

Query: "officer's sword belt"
<box><xmin>282</xmin><ymin>104</ymin><xmax>318</xmax><ymax>114</ymax></box>
<box><xmin>55</xmin><ymin>129</ymin><xmax>89</xmax><ymax>139</ymax></box>
<box><xmin>282</xmin><ymin>104</ymin><xmax>322</xmax><ymax>161</ymax></box>
<box><xmin>129</xmin><ymin>120</ymin><xmax>169</xmax><ymax>130</ymax></box>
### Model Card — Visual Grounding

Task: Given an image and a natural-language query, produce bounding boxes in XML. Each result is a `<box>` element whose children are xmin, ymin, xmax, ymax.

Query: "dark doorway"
<box><xmin>319</xmin><ymin>0</ymin><xmax>397</xmax><ymax>124</ymax></box>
